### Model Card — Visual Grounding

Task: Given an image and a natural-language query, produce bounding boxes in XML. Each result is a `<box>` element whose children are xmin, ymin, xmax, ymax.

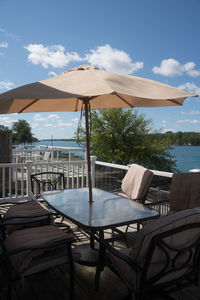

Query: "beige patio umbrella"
<box><xmin>0</xmin><ymin>65</ymin><xmax>197</xmax><ymax>202</ymax></box>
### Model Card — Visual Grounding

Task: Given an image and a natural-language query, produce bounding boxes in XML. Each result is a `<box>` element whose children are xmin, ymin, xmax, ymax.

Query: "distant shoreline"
<box><xmin>40</xmin><ymin>138</ymin><xmax>76</xmax><ymax>142</ymax></box>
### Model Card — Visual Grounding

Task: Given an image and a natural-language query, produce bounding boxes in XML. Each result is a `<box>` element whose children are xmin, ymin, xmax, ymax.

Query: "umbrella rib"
<box><xmin>167</xmin><ymin>98</ymin><xmax>183</xmax><ymax>105</ymax></box>
<box><xmin>115</xmin><ymin>94</ymin><xmax>134</xmax><ymax>108</ymax></box>
<box><xmin>18</xmin><ymin>99</ymin><xmax>40</xmax><ymax>113</ymax></box>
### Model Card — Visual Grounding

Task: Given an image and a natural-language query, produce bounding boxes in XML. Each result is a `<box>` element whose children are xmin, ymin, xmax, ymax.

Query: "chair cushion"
<box><xmin>4</xmin><ymin>225</ymin><xmax>75</xmax><ymax>274</ymax></box>
<box><xmin>3</xmin><ymin>201</ymin><xmax>53</xmax><ymax>234</ymax></box>
<box><xmin>170</xmin><ymin>172</ymin><xmax>200</xmax><ymax>211</ymax></box>
<box><xmin>130</xmin><ymin>207</ymin><xmax>200</xmax><ymax>264</ymax></box>
<box><xmin>120</xmin><ymin>164</ymin><xmax>153</xmax><ymax>201</ymax></box>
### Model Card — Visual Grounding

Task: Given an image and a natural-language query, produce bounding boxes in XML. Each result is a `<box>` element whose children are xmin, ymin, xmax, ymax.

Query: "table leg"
<box><xmin>90</xmin><ymin>233</ymin><xmax>95</xmax><ymax>248</ymax></box>
<box><xmin>95</xmin><ymin>230</ymin><xmax>105</xmax><ymax>291</ymax></box>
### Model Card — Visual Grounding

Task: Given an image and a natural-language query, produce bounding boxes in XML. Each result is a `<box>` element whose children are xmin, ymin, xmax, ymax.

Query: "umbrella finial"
<box><xmin>65</xmin><ymin>65</ymin><xmax>99</xmax><ymax>73</ymax></box>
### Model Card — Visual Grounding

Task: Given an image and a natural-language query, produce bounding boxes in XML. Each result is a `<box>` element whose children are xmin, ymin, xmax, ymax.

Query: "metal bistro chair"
<box><xmin>98</xmin><ymin>207</ymin><xmax>200</xmax><ymax>300</ymax></box>
<box><xmin>31</xmin><ymin>171</ymin><xmax>65</xmax><ymax>199</ymax></box>
<box><xmin>0</xmin><ymin>223</ymin><xmax>80</xmax><ymax>300</ymax></box>
<box><xmin>1</xmin><ymin>172</ymin><xmax>66</xmax><ymax>235</ymax></box>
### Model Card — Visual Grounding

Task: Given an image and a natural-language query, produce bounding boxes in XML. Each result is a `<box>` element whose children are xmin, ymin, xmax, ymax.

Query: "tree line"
<box><xmin>0</xmin><ymin>120</ymin><xmax>38</xmax><ymax>144</ymax></box>
<box><xmin>151</xmin><ymin>131</ymin><xmax>200</xmax><ymax>146</ymax></box>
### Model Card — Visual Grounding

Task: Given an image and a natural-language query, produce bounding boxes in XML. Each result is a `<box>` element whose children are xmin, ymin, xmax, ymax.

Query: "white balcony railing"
<box><xmin>12</xmin><ymin>145</ymin><xmax>87</xmax><ymax>163</ymax></box>
<box><xmin>0</xmin><ymin>156</ymin><xmax>173</xmax><ymax>214</ymax></box>
<box><xmin>0</xmin><ymin>160</ymin><xmax>88</xmax><ymax>202</ymax></box>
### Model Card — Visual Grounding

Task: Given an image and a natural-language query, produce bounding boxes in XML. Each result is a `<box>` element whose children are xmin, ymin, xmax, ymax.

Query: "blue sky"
<box><xmin>0</xmin><ymin>0</ymin><xmax>200</xmax><ymax>140</ymax></box>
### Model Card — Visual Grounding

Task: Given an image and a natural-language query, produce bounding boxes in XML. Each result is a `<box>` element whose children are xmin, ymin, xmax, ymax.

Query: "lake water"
<box><xmin>170</xmin><ymin>145</ymin><xmax>200</xmax><ymax>172</ymax></box>
<box><xmin>34</xmin><ymin>141</ymin><xmax>200</xmax><ymax>173</ymax></box>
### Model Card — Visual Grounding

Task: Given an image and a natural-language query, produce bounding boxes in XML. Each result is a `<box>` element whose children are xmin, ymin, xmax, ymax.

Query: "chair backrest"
<box><xmin>130</xmin><ymin>207</ymin><xmax>200</xmax><ymax>290</ymax></box>
<box><xmin>121</xmin><ymin>164</ymin><xmax>153</xmax><ymax>202</ymax></box>
<box><xmin>170</xmin><ymin>172</ymin><xmax>200</xmax><ymax>211</ymax></box>
<box><xmin>31</xmin><ymin>172</ymin><xmax>65</xmax><ymax>199</ymax></box>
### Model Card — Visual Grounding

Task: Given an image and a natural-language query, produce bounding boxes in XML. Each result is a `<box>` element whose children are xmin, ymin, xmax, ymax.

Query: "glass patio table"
<box><xmin>42</xmin><ymin>187</ymin><xmax>159</xmax><ymax>262</ymax></box>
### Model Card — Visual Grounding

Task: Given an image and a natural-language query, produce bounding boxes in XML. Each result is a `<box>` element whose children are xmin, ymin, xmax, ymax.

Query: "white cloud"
<box><xmin>0</xmin><ymin>28</ymin><xmax>19</xmax><ymax>40</ymax></box>
<box><xmin>72</xmin><ymin>118</ymin><xmax>79</xmax><ymax>122</ymax></box>
<box><xmin>44</xmin><ymin>123</ymin><xmax>55</xmax><ymax>127</ymax></box>
<box><xmin>31</xmin><ymin>123</ymin><xmax>39</xmax><ymax>129</ymax></box>
<box><xmin>176</xmin><ymin>119</ymin><xmax>200</xmax><ymax>124</ymax></box>
<box><xmin>58</xmin><ymin>122</ymin><xmax>75</xmax><ymax>128</ymax></box>
<box><xmin>0</xmin><ymin>80</ymin><xmax>15</xmax><ymax>90</ymax></box>
<box><xmin>48</xmin><ymin>114</ymin><xmax>60</xmax><ymax>120</ymax></box>
<box><xmin>162</xmin><ymin>120</ymin><xmax>167</xmax><ymax>124</ymax></box>
<box><xmin>0</xmin><ymin>116</ymin><xmax>16</xmax><ymax>127</ymax></box>
<box><xmin>24</xmin><ymin>43</ymin><xmax>143</xmax><ymax>74</ymax></box>
<box><xmin>0</xmin><ymin>41</ymin><xmax>8</xmax><ymax>48</ymax></box>
<box><xmin>86</xmin><ymin>45</ymin><xmax>143</xmax><ymax>74</ymax></box>
<box><xmin>178</xmin><ymin>82</ymin><xmax>200</xmax><ymax>96</ymax></box>
<box><xmin>181</xmin><ymin>110</ymin><xmax>200</xmax><ymax>115</ymax></box>
<box><xmin>0</xmin><ymin>116</ymin><xmax>12</xmax><ymax>123</ymax></box>
<box><xmin>34</xmin><ymin>113</ymin><xmax>47</xmax><ymax>121</ymax></box>
<box><xmin>161</xmin><ymin>128</ymin><xmax>176</xmax><ymax>133</ymax></box>
<box><xmin>24</xmin><ymin>44</ymin><xmax>83</xmax><ymax>68</ymax></box>
<box><xmin>153</xmin><ymin>59</ymin><xmax>200</xmax><ymax>77</ymax></box>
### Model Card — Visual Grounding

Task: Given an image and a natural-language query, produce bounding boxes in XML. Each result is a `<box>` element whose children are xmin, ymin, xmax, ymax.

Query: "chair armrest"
<box><xmin>145</xmin><ymin>199</ymin><xmax>169</xmax><ymax>206</ymax></box>
<box><xmin>95</xmin><ymin>234</ymin><xmax>141</xmax><ymax>272</ymax></box>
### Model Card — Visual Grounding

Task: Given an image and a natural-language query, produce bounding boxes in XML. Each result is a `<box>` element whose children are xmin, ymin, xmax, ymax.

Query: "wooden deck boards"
<box><xmin>1</xmin><ymin>263</ymin><xmax>200</xmax><ymax>300</ymax></box>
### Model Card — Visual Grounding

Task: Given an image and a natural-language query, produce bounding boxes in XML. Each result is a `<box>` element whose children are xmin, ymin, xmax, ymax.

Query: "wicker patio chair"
<box><xmin>1</xmin><ymin>223</ymin><xmax>80</xmax><ymax>300</ymax></box>
<box><xmin>98</xmin><ymin>207</ymin><xmax>200</xmax><ymax>300</ymax></box>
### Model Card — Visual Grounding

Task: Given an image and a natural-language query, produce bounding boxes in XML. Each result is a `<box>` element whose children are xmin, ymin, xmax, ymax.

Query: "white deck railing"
<box><xmin>94</xmin><ymin>160</ymin><xmax>173</xmax><ymax>178</ymax></box>
<box><xmin>0</xmin><ymin>156</ymin><xmax>173</xmax><ymax>205</ymax></box>
<box><xmin>0</xmin><ymin>160</ymin><xmax>88</xmax><ymax>202</ymax></box>
<box><xmin>13</xmin><ymin>145</ymin><xmax>87</xmax><ymax>163</ymax></box>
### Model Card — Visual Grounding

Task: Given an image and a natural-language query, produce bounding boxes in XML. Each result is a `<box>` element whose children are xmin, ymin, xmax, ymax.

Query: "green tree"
<box><xmin>76</xmin><ymin>109</ymin><xmax>177</xmax><ymax>172</ymax></box>
<box><xmin>12</xmin><ymin>119</ymin><xmax>37</xmax><ymax>144</ymax></box>
<box><xmin>0</xmin><ymin>124</ymin><xmax>10</xmax><ymax>132</ymax></box>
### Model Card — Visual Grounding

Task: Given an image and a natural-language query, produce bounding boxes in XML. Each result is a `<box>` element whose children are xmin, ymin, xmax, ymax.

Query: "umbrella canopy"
<box><xmin>0</xmin><ymin>65</ymin><xmax>196</xmax><ymax>114</ymax></box>
<box><xmin>0</xmin><ymin>65</ymin><xmax>197</xmax><ymax>202</ymax></box>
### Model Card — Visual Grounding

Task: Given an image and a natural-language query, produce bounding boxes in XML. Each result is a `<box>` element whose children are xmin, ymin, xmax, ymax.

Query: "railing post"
<box><xmin>51</xmin><ymin>150</ymin><xmax>54</xmax><ymax>162</ymax></box>
<box><xmin>27</xmin><ymin>161</ymin><xmax>33</xmax><ymax>200</ymax></box>
<box><xmin>91</xmin><ymin>156</ymin><xmax>97</xmax><ymax>187</ymax></box>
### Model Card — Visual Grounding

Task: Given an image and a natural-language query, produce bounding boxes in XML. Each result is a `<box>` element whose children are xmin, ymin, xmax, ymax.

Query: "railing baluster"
<box><xmin>77</xmin><ymin>164</ymin><xmax>80</xmax><ymax>188</ymax></box>
<box><xmin>81</xmin><ymin>164</ymin><xmax>84</xmax><ymax>188</ymax></box>
<box><xmin>67</xmin><ymin>163</ymin><xmax>69</xmax><ymax>188</ymax></box>
<box><xmin>9</xmin><ymin>166</ymin><xmax>12</xmax><ymax>198</ymax></box>
<box><xmin>72</xmin><ymin>164</ymin><xmax>74</xmax><ymax>189</ymax></box>
<box><xmin>2</xmin><ymin>167</ymin><xmax>5</xmax><ymax>199</ymax></box>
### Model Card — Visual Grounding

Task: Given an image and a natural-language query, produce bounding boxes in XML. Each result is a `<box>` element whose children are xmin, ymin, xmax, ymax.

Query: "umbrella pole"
<box><xmin>84</xmin><ymin>99</ymin><xmax>93</xmax><ymax>203</ymax></box>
